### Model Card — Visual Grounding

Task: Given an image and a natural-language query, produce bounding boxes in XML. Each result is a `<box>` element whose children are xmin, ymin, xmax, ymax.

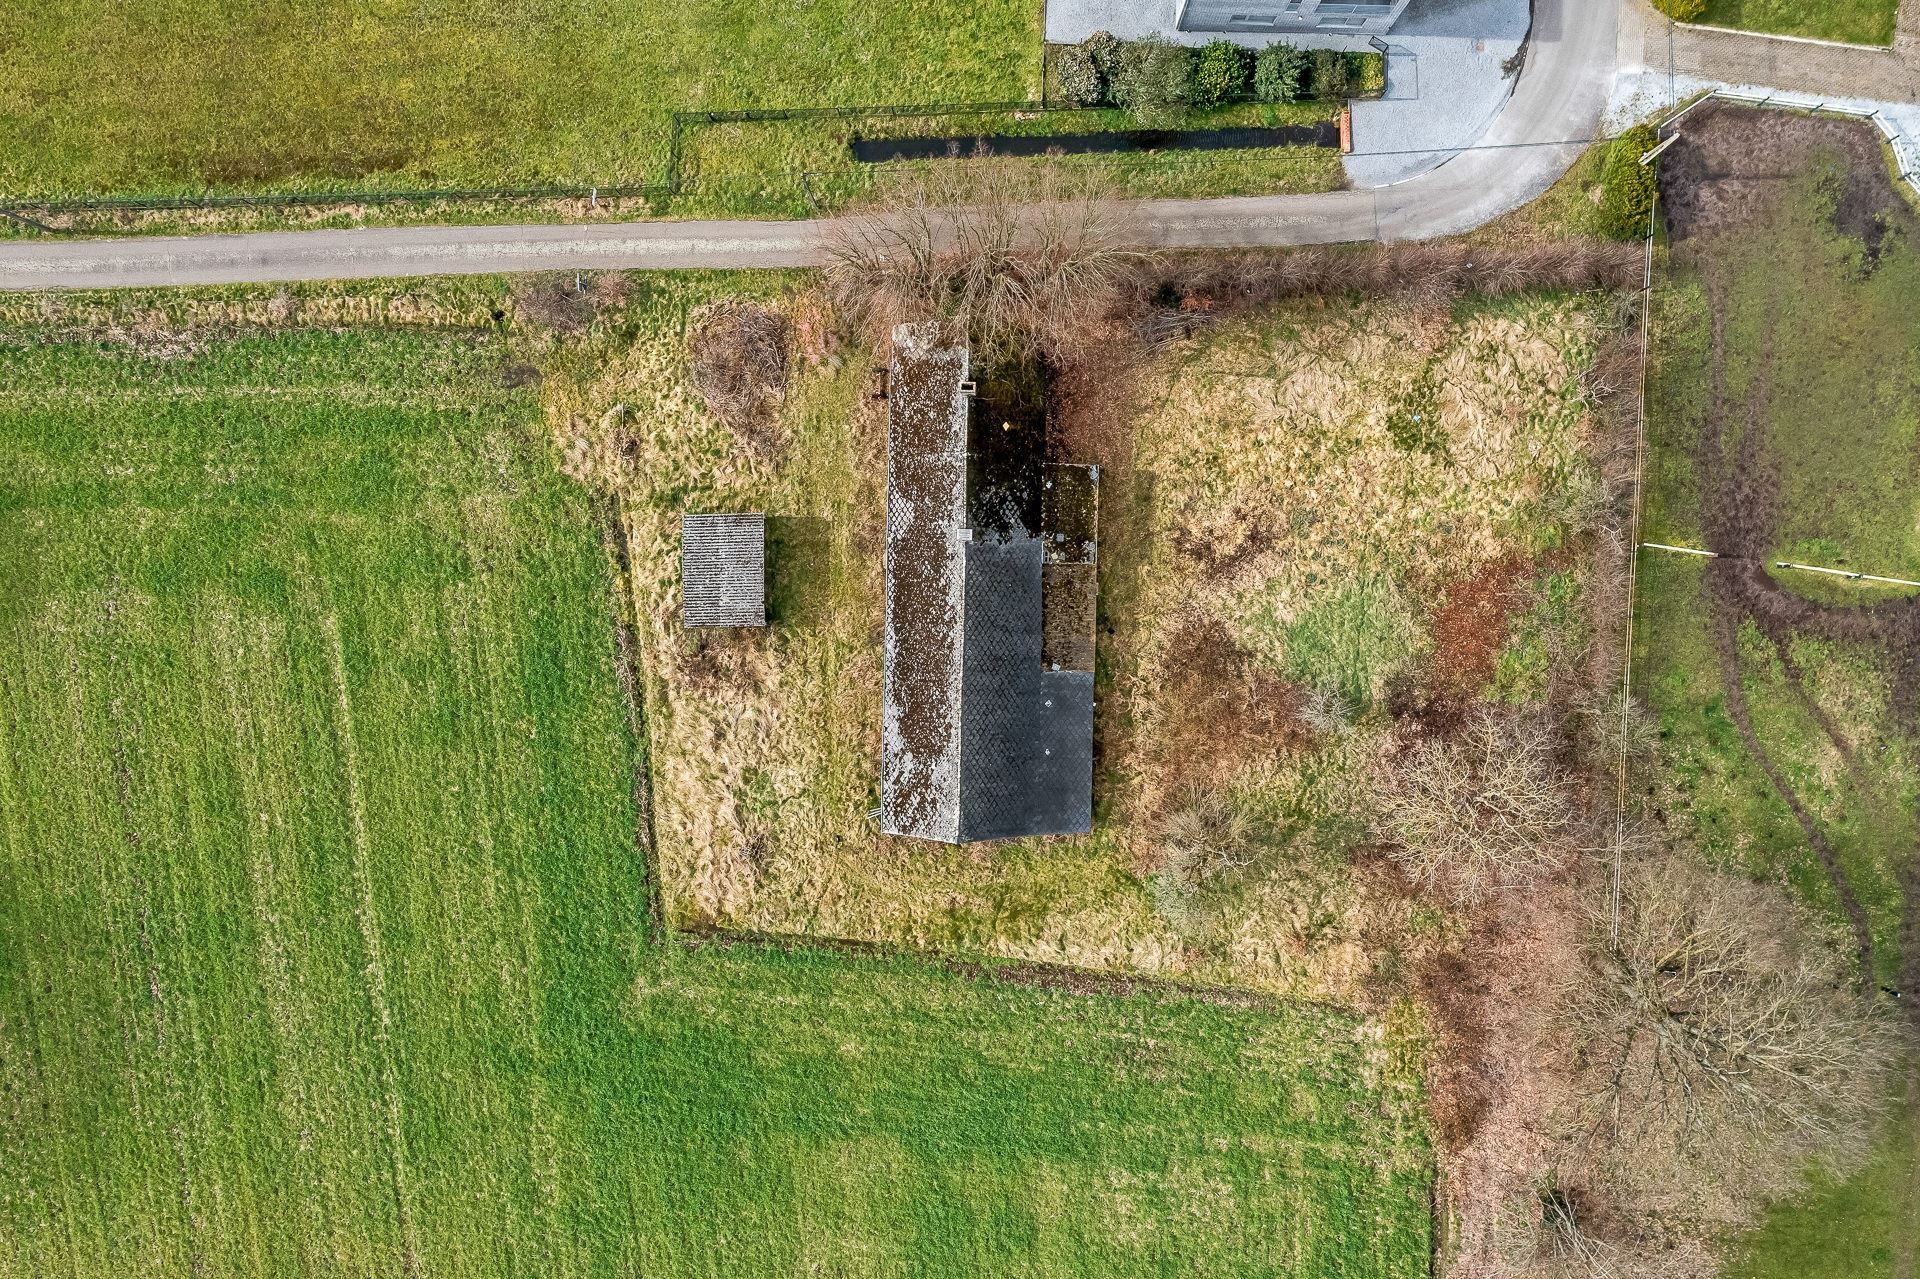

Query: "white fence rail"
<box><xmin>1662</xmin><ymin>88</ymin><xmax>1920</xmax><ymax>197</ymax></box>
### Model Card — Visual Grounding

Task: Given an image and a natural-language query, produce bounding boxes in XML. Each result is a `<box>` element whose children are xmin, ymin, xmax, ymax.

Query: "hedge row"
<box><xmin>1054</xmin><ymin>33</ymin><xmax>1381</xmax><ymax>126</ymax></box>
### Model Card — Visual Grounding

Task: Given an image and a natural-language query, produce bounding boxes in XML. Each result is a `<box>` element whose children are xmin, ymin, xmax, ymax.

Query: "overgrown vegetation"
<box><xmin>1599</xmin><ymin>124</ymin><xmax>1660</xmax><ymax>241</ymax></box>
<box><xmin>584</xmin><ymin>252</ymin><xmax>1624</xmax><ymax>1018</ymax></box>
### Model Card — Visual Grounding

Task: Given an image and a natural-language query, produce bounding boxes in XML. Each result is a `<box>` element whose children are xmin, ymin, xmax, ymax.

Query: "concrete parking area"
<box><xmin>1043</xmin><ymin>0</ymin><xmax>1535</xmax><ymax>187</ymax></box>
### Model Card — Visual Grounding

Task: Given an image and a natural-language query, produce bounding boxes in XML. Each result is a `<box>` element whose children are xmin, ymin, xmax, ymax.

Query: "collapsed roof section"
<box><xmin>880</xmin><ymin>323</ymin><xmax>1098</xmax><ymax>845</ymax></box>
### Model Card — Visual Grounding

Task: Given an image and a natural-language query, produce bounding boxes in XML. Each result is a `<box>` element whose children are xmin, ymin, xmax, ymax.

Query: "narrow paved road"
<box><xmin>0</xmin><ymin>0</ymin><xmax>1617</xmax><ymax>291</ymax></box>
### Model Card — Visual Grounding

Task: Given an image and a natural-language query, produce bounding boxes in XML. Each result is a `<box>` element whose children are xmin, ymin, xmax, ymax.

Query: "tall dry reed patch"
<box><xmin>826</xmin><ymin>161</ymin><xmax>1152</xmax><ymax>361</ymax></box>
<box><xmin>1118</xmin><ymin>241</ymin><xmax>1644</xmax><ymax>322</ymax></box>
<box><xmin>686</xmin><ymin>299</ymin><xmax>790</xmax><ymax>460</ymax></box>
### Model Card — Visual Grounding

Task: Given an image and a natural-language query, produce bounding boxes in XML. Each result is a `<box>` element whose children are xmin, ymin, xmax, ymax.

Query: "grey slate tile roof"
<box><xmin>880</xmin><ymin>323</ymin><xmax>1098</xmax><ymax>845</ymax></box>
<box><xmin>681</xmin><ymin>513</ymin><xmax>766</xmax><ymax>627</ymax></box>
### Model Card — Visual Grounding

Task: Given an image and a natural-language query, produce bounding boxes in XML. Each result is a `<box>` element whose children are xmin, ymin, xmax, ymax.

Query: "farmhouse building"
<box><xmin>880</xmin><ymin>324</ymin><xmax>1098</xmax><ymax>844</ymax></box>
<box><xmin>1177</xmin><ymin>0</ymin><xmax>1412</xmax><ymax>35</ymax></box>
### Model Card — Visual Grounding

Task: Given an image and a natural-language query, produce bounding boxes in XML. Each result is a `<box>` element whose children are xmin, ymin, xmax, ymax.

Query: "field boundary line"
<box><xmin>594</xmin><ymin>491</ymin><xmax>667</xmax><ymax>943</ymax></box>
<box><xmin>1612</xmin><ymin>185</ymin><xmax>1657</xmax><ymax>946</ymax></box>
<box><xmin>1640</xmin><ymin>540</ymin><xmax>1920</xmax><ymax>587</ymax></box>
<box><xmin>678</xmin><ymin>924</ymin><xmax>1348</xmax><ymax>1015</ymax></box>
<box><xmin>320</xmin><ymin>614</ymin><xmax>423</xmax><ymax>1277</ymax></box>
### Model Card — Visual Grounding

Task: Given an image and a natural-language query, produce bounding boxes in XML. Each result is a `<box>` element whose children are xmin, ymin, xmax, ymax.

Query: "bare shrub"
<box><xmin>1561</xmin><ymin>856</ymin><xmax>1898</xmax><ymax>1205</ymax></box>
<box><xmin>511</xmin><ymin>271</ymin><xmax>628</xmax><ymax>334</ymax></box>
<box><xmin>1376</xmin><ymin>707</ymin><xmax>1579</xmax><ymax>904</ymax></box>
<box><xmin>687</xmin><ymin>299</ymin><xmax>790</xmax><ymax>459</ymax></box>
<box><xmin>1148</xmin><ymin>789</ymin><xmax>1262</xmax><ymax>935</ymax></box>
<box><xmin>826</xmin><ymin>162</ymin><xmax>1150</xmax><ymax>360</ymax></box>
<box><xmin>1301</xmin><ymin>686</ymin><xmax>1355</xmax><ymax>737</ymax></box>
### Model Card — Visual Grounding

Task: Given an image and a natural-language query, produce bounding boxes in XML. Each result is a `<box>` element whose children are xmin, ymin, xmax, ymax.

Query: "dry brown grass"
<box><xmin>686</xmin><ymin>298</ymin><xmax>790</xmax><ymax>459</ymax></box>
<box><xmin>1117</xmin><ymin>297</ymin><xmax>1600</xmax><ymax>696</ymax></box>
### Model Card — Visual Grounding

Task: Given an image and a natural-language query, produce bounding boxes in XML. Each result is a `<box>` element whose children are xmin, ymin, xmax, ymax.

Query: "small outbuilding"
<box><xmin>680</xmin><ymin>513</ymin><xmax>766</xmax><ymax>628</ymax></box>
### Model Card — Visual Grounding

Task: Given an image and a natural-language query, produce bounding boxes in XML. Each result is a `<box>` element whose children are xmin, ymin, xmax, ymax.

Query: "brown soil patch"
<box><xmin>1661</xmin><ymin>99</ymin><xmax>1914</xmax><ymax>249</ymax></box>
<box><xmin>1148</xmin><ymin>618</ymin><xmax>1310</xmax><ymax>795</ymax></box>
<box><xmin>1425</xmin><ymin>553</ymin><xmax>1537</xmax><ymax>702</ymax></box>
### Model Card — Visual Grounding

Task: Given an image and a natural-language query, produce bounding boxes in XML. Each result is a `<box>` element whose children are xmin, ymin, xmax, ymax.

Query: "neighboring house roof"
<box><xmin>880</xmin><ymin>323</ymin><xmax>1098</xmax><ymax>844</ymax></box>
<box><xmin>681</xmin><ymin>513</ymin><xmax>766</xmax><ymax>627</ymax></box>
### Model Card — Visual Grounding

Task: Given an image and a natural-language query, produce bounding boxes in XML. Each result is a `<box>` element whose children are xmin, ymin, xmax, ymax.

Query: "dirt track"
<box><xmin>1661</xmin><ymin>102</ymin><xmax>1920</xmax><ymax>987</ymax></box>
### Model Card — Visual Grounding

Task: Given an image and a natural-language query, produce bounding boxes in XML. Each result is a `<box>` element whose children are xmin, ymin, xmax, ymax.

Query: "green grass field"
<box><xmin>0</xmin><ymin>322</ymin><xmax>1432</xmax><ymax>1277</ymax></box>
<box><xmin>0</xmin><ymin>0</ymin><xmax>1040</xmax><ymax>195</ymax></box>
<box><xmin>1693</xmin><ymin>0</ymin><xmax>1900</xmax><ymax>45</ymax></box>
<box><xmin>1639</xmin><ymin>126</ymin><xmax>1919</xmax><ymax>1274</ymax></box>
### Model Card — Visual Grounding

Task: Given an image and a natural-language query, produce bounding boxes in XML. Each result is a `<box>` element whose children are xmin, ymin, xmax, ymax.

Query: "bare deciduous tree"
<box><xmin>825</xmin><ymin>162</ymin><xmax>1149</xmax><ymax>359</ymax></box>
<box><xmin>1376</xmin><ymin>708</ymin><xmax>1580</xmax><ymax>904</ymax></box>
<box><xmin>1561</xmin><ymin>855</ymin><xmax>1897</xmax><ymax>1203</ymax></box>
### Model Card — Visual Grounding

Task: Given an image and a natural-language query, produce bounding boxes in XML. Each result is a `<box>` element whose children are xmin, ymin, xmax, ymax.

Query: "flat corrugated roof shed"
<box><xmin>681</xmin><ymin>513</ymin><xmax>766</xmax><ymax>627</ymax></box>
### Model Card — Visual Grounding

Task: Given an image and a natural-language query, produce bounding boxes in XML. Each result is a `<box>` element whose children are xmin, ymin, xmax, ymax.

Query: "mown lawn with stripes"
<box><xmin>0</xmin><ymin>324</ymin><xmax>1430</xmax><ymax>1277</ymax></box>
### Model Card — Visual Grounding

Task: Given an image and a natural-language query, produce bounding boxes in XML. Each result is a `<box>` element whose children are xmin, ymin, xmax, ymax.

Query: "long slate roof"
<box><xmin>880</xmin><ymin>324</ymin><xmax>1095</xmax><ymax>844</ymax></box>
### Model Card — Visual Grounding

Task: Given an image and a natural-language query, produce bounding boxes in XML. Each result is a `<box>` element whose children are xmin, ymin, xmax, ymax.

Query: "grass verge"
<box><xmin>1693</xmin><ymin>0</ymin><xmax>1900</xmax><ymax>45</ymax></box>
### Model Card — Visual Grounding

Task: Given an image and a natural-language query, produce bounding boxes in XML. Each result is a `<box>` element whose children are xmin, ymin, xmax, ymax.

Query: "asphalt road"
<box><xmin>0</xmin><ymin>0</ymin><xmax>1618</xmax><ymax>291</ymax></box>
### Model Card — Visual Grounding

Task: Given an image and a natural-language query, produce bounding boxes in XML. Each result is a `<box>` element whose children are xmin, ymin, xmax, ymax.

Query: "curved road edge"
<box><xmin>0</xmin><ymin>0</ymin><xmax>1617</xmax><ymax>291</ymax></box>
